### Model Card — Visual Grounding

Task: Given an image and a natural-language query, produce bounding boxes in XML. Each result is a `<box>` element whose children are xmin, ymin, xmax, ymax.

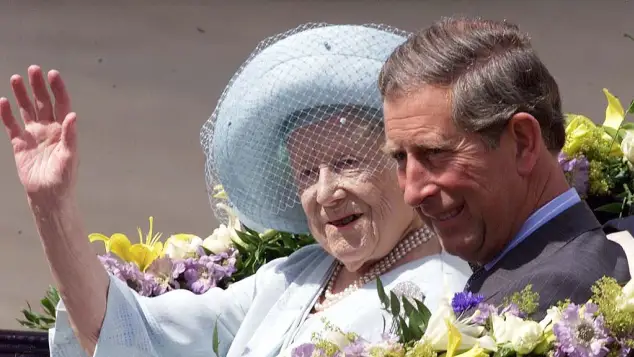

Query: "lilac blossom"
<box><xmin>99</xmin><ymin>254</ymin><xmax>158</xmax><ymax>297</ymax></box>
<box><xmin>290</xmin><ymin>343</ymin><xmax>317</xmax><ymax>357</ymax></box>
<box><xmin>501</xmin><ymin>303</ymin><xmax>524</xmax><ymax>318</ymax></box>
<box><xmin>471</xmin><ymin>303</ymin><xmax>498</xmax><ymax>325</ymax></box>
<box><xmin>183</xmin><ymin>250</ymin><xmax>238</xmax><ymax>294</ymax></box>
<box><xmin>558</xmin><ymin>152</ymin><xmax>590</xmax><ymax>196</ymax></box>
<box><xmin>553</xmin><ymin>303</ymin><xmax>611</xmax><ymax>357</ymax></box>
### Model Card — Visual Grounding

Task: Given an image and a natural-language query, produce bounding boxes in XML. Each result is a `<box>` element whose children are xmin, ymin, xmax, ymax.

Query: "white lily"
<box><xmin>492</xmin><ymin>313</ymin><xmax>545</xmax><ymax>355</ymax></box>
<box><xmin>423</xmin><ymin>299</ymin><xmax>497</xmax><ymax>353</ymax></box>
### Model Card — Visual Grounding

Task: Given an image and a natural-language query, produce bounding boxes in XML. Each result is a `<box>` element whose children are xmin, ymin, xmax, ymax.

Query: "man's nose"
<box><xmin>401</xmin><ymin>156</ymin><xmax>440</xmax><ymax>207</ymax></box>
<box><xmin>315</xmin><ymin>167</ymin><xmax>345</xmax><ymax>206</ymax></box>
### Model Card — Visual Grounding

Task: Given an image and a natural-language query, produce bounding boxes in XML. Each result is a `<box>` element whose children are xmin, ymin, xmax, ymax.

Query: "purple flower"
<box><xmin>471</xmin><ymin>303</ymin><xmax>498</xmax><ymax>324</ymax></box>
<box><xmin>146</xmin><ymin>256</ymin><xmax>187</xmax><ymax>296</ymax></box>
<box><xmin>558</xmin><ymin>152</ymin><xmax>590</xmax><ymax>196</ymax></box>
<box><xmin>501</xmin><ymin>303</ymin><xmax>524</xmax><ymax>318</ymax></box>
<box><xmin>182</xmin><ymin>251</ymin><xmax>237</xmax><ymax>294</ymax></box>
<box><xmin>290</xmin><ymin>343</ymin><xmax>316</xmax><ymax>357</ymax></box>
<box><xmin>342</xmin><ymin>340</ymin><xmax>368</xmax><ymax>356</ymax></box>
<box><xmin>553</xmin><ymin>303</ymin><xmax>611</xmax><ymax>357</ymax></box>
<box><xmin>98</xmin><ymin>254</ymin><xmax>158</xmax><ymax>297</ymax></box>
<box><xmin>451</xmin><ymin>291</ymin><xmax>485</xmax><ymax>315</ymax></box>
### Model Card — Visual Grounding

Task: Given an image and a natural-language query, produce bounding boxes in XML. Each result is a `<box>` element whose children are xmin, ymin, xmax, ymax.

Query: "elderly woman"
<box><xmin>0</xmin><ymin>24</ymin><xmax>471</xmax><ymax>357</ymax></box>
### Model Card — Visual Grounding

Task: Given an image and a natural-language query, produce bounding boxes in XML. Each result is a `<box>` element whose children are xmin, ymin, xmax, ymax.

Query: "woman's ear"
<box><xmin>506</xmin><ymin>112</ymin><xmax>542</xmax><ymax>176</ymax></box>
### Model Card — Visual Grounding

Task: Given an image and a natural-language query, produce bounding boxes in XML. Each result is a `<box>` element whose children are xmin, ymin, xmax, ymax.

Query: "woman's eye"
<box><xmin>334</xmin><ymin>158</ymin><xmax>358</xmax><ymax>169</ymax></box>
<box><xmin>300</xmin><ymin>168</ymin><xmax>318</xmax><ymax>178</ymax></box>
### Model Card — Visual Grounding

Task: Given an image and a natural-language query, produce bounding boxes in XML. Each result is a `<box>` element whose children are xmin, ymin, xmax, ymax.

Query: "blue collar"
<box><xmin>484</xmin><ymin>188</ymin><xmax>581</xmax><ymax>271</ymax></box>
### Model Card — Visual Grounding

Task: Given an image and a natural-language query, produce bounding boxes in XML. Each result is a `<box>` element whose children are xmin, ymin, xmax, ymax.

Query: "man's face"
<box><xmin>383</xmin><ymin>87</ymin><xmax>523</xmax><ymax>264</ymax></box>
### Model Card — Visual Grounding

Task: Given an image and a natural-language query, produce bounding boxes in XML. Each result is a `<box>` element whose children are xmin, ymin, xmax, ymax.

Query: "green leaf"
<box><xmin>376</xmin><ymin>278</ymin><xmax>389</xmax><ymax>309</ymax></box>
<box><xmin>390</xmin><ymin>291</ymin><xmax>401</xmax><ymax>317</ymax></box>
<box><xmin>493</xmin><ymin>346</ymin><xmax>516</xmax><ymax>357</ymax></box>
<box><xmin>594</xmin><ymin>202</ymin><xmax>624</xmax><ymax>213</ymax></box>
<box><xmin>414</xmin><ymin>299</ymin><xmax>432</xmax><ymax>325</ymax></box>
<box><xmin>398</xmin><ymin>316</ymin><xmax>411</xmax><ymax>343</ymax></box>
<box><xmin>408</xmin><ymin>310</ymin><xmax>425</xmax><ymax>335</ymax></box>
<box><xmin>212</xmin><ymin>319</ymin><xmax>220</xmax><ymax>356</ymax></box>
<box><xmin>402</xmin><ymin>297</ymin><xmax>416</xmax><ymax>317</ymax></box>
<box><xmin>41</xmin><ymin>297</ymin><xmax>56</xmax><ymax>317</ymax></box>
<box><xmin>22</xmin><ymin>309</ymin><xmax>38</xmax><ymax>323</ymax></box>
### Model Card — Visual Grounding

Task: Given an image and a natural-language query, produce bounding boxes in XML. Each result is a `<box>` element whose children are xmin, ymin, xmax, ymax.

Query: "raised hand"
<box><xmin>0</xmin><ymin>65</ymin><xmax>78</xmax><ymax>201</ymax></box>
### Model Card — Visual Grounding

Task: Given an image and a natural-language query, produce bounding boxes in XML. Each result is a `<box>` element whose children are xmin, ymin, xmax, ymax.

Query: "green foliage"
<box><xmin>592</xmin><ymin>277</ymin><xmax>634</xmax><ymax>340</ymax></box>
<box><xmin>17</xmin><ymin>285</ymin><xmax>60</xmax><ymax>331</ymax></box>
<box><xmin>403</xmin><ymin>340</ymin><xmax>437</xmax><ymax>357</ymax></box>
<box><xmin>229</xmin><ymin>226</ymin><xmax>315</xmax><ymax>283</ymax></box>
<box><xmin>376</xmin><ymin>278</ymin><xmax>432</xmax><ymax>345</ymax></box>
<box><xmin>502</xmin><ymin>284</ymin><xmax>539</xmax><ymax>317</ymax></box>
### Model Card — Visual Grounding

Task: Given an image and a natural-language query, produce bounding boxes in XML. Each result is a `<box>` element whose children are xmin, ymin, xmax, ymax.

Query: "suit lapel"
<box><xmin>466</xmin><ymin>201</ymin><xmax>601</xmax><ymax>292</ymax></box>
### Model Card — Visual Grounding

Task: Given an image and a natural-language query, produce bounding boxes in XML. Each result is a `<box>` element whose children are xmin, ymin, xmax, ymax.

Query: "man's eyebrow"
<box><xmin>381</xmin><ymin>140</ymin><xmax>400</xmax><ymax>155</ymax></box>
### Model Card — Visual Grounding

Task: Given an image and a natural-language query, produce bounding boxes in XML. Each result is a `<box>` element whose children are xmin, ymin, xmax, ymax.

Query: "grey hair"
<box><xmin>378</xmin><ymin>16</ymin><xmax>565</xmax><ymax>151</ymax></box>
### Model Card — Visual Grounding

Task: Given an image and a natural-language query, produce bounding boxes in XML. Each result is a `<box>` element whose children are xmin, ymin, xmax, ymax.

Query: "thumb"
<box><xmin>61</xmin><ymin>112</ymin><xmax>78</xmax><ymax>150</ymax></box>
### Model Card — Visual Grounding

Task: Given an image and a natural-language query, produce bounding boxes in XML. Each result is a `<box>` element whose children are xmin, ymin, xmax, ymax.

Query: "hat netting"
<box><xmin>200</xmin><ymin>23</ymin><xmax>411</xmax><ymax>234</ymax></box>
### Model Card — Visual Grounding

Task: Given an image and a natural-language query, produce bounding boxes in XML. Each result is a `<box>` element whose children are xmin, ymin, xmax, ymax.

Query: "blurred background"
<box><xmin>0</xmin><ymin>0</ymin><xmax>632</xmax><ymax>329</ymax></box>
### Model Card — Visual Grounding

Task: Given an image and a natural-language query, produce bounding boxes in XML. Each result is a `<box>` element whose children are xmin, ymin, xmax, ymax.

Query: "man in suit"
<box><xmin>377</xmin><ymin>16</ymin><xmax>630</xmax><ymax>318</ymax></box>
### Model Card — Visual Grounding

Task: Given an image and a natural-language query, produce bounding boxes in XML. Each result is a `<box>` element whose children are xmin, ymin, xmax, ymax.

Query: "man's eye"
<box><xmin>391</xmin><ymin>151</ymin><xmax>406</xmax><ymax>162</ymax></box>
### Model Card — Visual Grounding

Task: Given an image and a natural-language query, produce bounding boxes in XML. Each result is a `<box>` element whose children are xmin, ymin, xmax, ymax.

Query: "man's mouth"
<box><xmin>430</xmin><ymin>204</ymin><xmax>464</xmax><ymax>222</ymax></box>
<box><xmin>328</xmin><ymin>214</ymin><xmax>363</xmax><ymax>227</ymax></box>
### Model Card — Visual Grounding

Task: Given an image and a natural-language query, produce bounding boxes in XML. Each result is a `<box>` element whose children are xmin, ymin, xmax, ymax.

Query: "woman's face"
<box><xmin>287</xmin><ymin>116</ymin><xmax>418</xmax><ymax>272</ymax></box>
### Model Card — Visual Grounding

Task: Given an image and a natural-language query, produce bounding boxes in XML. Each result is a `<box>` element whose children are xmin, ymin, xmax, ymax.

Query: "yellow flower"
<box><xmin>601</xmin><ymin>88</ymin><xmax>626</xmax><ymax>131</ymax></box>
<box><xmin>89</xmin><ymin>216</ymin><xmax>164</xmax><ymax>271</ymax></box>
<box><xmin>452</xmin><ymin>344</ymin><xmax>489</xmax><ymax>357</ymax></box>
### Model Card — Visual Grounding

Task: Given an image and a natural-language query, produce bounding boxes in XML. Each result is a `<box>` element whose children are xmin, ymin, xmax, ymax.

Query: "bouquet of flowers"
<box><xmin>560</xmin><ymin>89</ymin><xmax>634</xmax><ymax>223</ymax></box>
<box><xmin>18</xmin><ymin>185</ymin><xmax>315</xmax><ymax>330</ymax></box>
<box><xmin>282</xmin><ymin>276</ymin><xmax>634</xmax><ymax>357</ymax></box>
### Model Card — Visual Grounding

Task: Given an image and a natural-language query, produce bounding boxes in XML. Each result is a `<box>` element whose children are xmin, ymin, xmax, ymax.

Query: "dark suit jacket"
<box><xmin>465</xmin><ymin>201</ymin><xmax>630</xmax><ymax>319</ymax></box>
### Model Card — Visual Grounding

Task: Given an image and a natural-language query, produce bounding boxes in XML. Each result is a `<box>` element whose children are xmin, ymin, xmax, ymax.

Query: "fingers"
<box><xmin>10</xmin><ymin>74</ymin><xmax>36</xmax><ymax>124</ymax></box>
<box><xmin>48</xmin><ymin>70</ymin><xmax>71</xmax><ymax>122</ymax></box>
<box><xmin>0</xmin><ymin>97</ymin><xmax>22</xmax><ymax>140</ymax></box>
<box><xmin>28</xmin><ymin>65</ymin><xmax>54</xmax><ymax>122</ymax></box>
<box><xmin>61</xmin><ymin>112</ymin><xmax>78</xmax><ymax>150</ymax></box>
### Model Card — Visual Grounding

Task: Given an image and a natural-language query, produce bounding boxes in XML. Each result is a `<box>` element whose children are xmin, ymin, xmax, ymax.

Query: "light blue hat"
<box><xmin>200</xmin><ymin>23</ymin><xmax>409</xmax><ymax>234</ymax></box>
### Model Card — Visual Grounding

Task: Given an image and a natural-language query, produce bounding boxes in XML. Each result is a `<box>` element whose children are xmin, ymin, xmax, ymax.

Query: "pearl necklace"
<box><xmin>313</xmin><ymin>227</ymin><xmax>432</xmax><ymax>312</ymax></box>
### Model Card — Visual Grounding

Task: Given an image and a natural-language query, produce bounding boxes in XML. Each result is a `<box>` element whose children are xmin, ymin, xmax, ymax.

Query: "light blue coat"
<box><xmin>48</xmin><ymin>245</ymin><xmax>471</xmax><ymax>357</ymax></box>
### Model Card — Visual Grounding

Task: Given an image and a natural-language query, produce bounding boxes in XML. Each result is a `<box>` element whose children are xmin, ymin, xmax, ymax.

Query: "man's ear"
<box><xmin>506</xmin><ymin>112</ymin><xmax>542</xmax><ymax>176</ymax></box>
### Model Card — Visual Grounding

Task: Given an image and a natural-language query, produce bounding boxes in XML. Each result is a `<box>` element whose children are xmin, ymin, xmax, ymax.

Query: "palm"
<box><xmin>1</xmin><ymin>66</ymin><xmax>78</xmax><ymax>199</ymax></box>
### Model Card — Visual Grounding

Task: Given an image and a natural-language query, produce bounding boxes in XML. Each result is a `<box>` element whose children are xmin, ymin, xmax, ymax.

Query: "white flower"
<box><xmin>492</xmin><ymin>314</ymin><xmax>544</xmax><ymax>355</ymax></box>
<box><xmin>423</xmin><ymin>300</ymin><xmax>497</xmax><ymax>352</ymax></box>
<box><xmin>163</xmin><ymin>234</ymin><xmax>204</xmax><ymax>259</ymax></box>
<box><xmin>617</xmin><ymin>279</ymin><xmax>634</xmax><ymax>312</ymax></box>
<box><xmin>539</xmin><ymin>306</ymin><xmax>562</xmax><ymax>332</ymax></box>
<box><xmin>202</xmin><ymin>224</ymin><xmax>237</xmax><ymax>254</ymax></box>
<box><xmin>621</xmin><ymin>130</ymin><xmax>634</xmax><ymax>164</ymax></box>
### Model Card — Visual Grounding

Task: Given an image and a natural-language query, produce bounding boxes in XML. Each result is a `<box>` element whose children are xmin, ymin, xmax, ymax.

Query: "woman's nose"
<box><xmin>315</xmin><ymin>167</ymin><xmax>345</xmax><ymax>206</ymax></box>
